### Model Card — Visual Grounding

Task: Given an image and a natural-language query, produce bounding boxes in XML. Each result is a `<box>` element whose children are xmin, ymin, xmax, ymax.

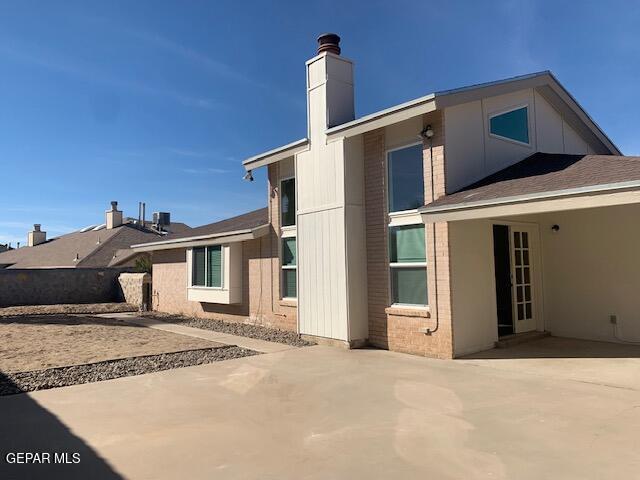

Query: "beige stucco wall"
<box><xmin>449</xmin><ymin>203</ymin><xmax>640</xmax><ymax>356</ymax></box>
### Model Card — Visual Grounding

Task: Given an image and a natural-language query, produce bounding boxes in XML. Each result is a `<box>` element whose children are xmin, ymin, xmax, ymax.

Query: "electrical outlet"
<box><xmin>609</xmin><ymin>315</ymin><xmax>617</xmax><ymax>325</ymax></box>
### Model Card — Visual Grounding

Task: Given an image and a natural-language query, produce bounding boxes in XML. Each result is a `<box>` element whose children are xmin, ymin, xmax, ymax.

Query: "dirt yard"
<box><xmin>0</xmin><ymin>315</ymin><xmax>219</xmax><ymax>373</ymax></box>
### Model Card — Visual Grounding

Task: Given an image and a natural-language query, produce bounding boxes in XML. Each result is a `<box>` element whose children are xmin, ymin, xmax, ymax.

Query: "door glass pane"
<box><xmin>515</xmin><ymin>250</ymin><xmax>522</xmax><ymax>266</ymax></box>
<box><xmin>523</xmin><ymin>249</ymin><xmax>530</xmax><ymax>265</ymax></box>
<box><xmin>517</xmin><ymin>303</ymin><xmax>524</xmax><ymax>321</ymax></box>
<box><xmin>282</xmin><ymin>269</ymin><xmax>297</xmax><ymax>298</ymax></box>
<box><xmin>517</xmin><ymin>286</ymin><xmax>523</xmax><ymax>302</ymax></box>
<box><xmin>516</xmin><ymin>267</ymin><xmax>522</xmax><ymax>284</ymax></box>
<box><xmin>391</xmin><ymin>267</ymin><xmax>428</xmax><ymax>305</ymax></box>
<box><xmin>522</xmin><ymin>232</ymin><xmax>529</xmax><ymax>248</ymax></box>
<box><xmin>514</xmin><ymin>232</ymin><xmax>521</xmax><ymax>248</ymax></box>
<box><xmin>206</xmin><ymin>246</ymin><xmax>222</xmax><ymax>288</ymax></box>
<box><xmin>282</xmin><ymin>238</ymin><xmax>296</xmax><ymax>266</ymax></box>
<box><xmin>525</xmin><ymin>285</ymin><xmax>531</xmax><ymax>302</ymax></box>
<box><xmin>524</xmin><ymin>267</ymin><xmax>530</xmax><ymax>284</ymax></box>
<box><xmin>525</xmin><ymin>303</ymin><xmax>532</xmax><ymax>319</ymax></box>
<box><xmin>192</xmin><ymin>247</ymin><xmax>206</xmax><ymax>286</ymax></box>
<box><xmin>388</xmin><ymin>144</ymin><xmax>424</xmax><ymax>212</ymax></box>
<box><xmin>389</xmin><ymin>225</ymin><xmax>426</xmax><ymax>263</ymax></box>
<box><xmin>281</xmin><ymin>178</ymin><xmax>296</xmax><ymax>227</ymax></box>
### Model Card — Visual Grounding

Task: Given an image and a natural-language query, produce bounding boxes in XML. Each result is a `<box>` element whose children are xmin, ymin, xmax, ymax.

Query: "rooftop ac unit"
<box><xmin>153</xmin><ymin>212</ymin><xmax>170</xmax><ymax>227</ymax></box>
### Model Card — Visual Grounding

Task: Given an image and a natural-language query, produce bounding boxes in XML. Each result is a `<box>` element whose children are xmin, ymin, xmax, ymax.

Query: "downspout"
<box><xmin>425</xmin><ymin>131</ymin><xmax>439</xmax><ymax>336</ymax></box>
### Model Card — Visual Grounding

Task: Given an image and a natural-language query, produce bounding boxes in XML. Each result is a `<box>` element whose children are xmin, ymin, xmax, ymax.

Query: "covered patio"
<box><xmin>421</xmin><ymin>153</ymin><xmax>640</xmax><ymax>357</ymax></box>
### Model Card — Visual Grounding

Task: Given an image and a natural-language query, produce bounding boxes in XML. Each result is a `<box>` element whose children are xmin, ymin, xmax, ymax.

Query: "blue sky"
<box><xmin>0</xmin><ymin>0</ymin><xmax>638</xmax><ymax>245</ymax></box>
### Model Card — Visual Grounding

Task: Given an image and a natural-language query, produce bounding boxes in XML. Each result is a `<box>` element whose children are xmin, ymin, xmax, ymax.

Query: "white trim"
<box><xmin>242</xmin><ymin>138</ymin><xmax>309</xmax><ymax>170</ymax></box>
<box><xmin>388</xmin><ymin>209</ymin><xmax>422</xmax><ymax>227</ymax></box>
<box><xmin>131</xmin><ymin>224</ymin><xmax>269</xmax><ymax>252</ymax></box>
<box><xmin>281</xmin><ymin>236</ymin><xmax>297</xmax><ymax>300</ymax></box>
<box><xmin>487</xmin><ymin>104</ymin><xmax>532</xmax><ymax>147</ymax></box>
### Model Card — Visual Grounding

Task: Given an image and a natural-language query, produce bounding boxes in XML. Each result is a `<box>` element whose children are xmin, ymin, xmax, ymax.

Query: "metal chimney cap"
<box><xmin>317</xmin><ymin>33</ymin><xmax>341</xmax><ymax>55</ymax></box>
<box><xmin>110</xmin><ymin>201</ymin><xmax>118</xmax><ymax>210</ymax></box>
<box><xmin>33</xmin><ymin>224</ymin><xmax>41</xmax><ymax>231</ymax></box>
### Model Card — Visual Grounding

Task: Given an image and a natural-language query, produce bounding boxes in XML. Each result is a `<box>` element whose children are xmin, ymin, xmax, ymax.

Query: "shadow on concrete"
<box><xmin>461</xmin><ymin>336</ymin><xmax>640</xmax><ymax>359</ymax></box>
<box><xmin>0</xmin><ymin>372</ymin><xmax>122</xmax><ymax>479</ymax></box>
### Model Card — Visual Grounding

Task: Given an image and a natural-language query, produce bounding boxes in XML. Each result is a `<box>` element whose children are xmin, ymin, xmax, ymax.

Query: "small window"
<box><xmin>192</xmin><ymin>246</ymin><xmax>222</xmax><ymax>288</ymax></box>
<box><xmin>389</xmin><ymin>225</ymin><xmax>427</xmax><ymax>305</ymax></box>
<box><xmin>281</xmin><ymin>178</ymin><xmax>296</xmax><ymax>227</ymax></box>
<box><xmin>489</xmin><ymin>106</ymin><xmax>529</xmax><ymax>144</ymax></box>
<box><xmin>387</xmin><ymin>144</ymin><xmax>424</xmax><ymax>213</ymax></box>
<box><xmin>281</xmin><ymin>237</ymin><xmax>297</xmax><ymax>299</ymax></box>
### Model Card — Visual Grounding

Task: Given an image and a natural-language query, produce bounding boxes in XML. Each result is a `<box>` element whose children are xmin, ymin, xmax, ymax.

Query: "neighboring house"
<box><xmin>0</xmin><ymin>244</ymin><xmax>11</xmax><ymax>253</ymax></box>
<box><xmin>0</xmin><ymin>202</ymin><xmax>190</xmax><ymax>269</ymax></box>
<box><xmin>134</xmin><ymin>34</ymin><xmax>638</xmax><ymax>359</ymax></box>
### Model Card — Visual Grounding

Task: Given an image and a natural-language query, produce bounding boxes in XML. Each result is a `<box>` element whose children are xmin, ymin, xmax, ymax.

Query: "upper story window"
<box><xmin>387</xmin><ymin>143</ymin><xmax>424</xmax><ymax>213</ymax></box>
<box><xmin>489</xmin><ymin>106</ymin><xmax>529</xmax><ymax>144</ymax></box>
<box><xmin>191</xmin><ymin>245</ymin><xmax>222</xmax><ymax>288</ymax></box>
<box><xmin>281</xmin><ymin>177</ymin><xmax>296</xmax><ymax>227</ymax></box>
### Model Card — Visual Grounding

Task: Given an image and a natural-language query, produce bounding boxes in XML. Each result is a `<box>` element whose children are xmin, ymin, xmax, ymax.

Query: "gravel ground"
<box><xmin>0</xmin><ymin>303</ymin><xmax>137</xmax><ymax>317</ymax></box>
<box><xmin>144</xmin><ymin>312</ymin><xmax>315</xmax><ymax>347</ymax></box>
<box><xmin>0</xmin><ymin>346</ymin><xmax>257</xmax><ymax>396</ymax></box>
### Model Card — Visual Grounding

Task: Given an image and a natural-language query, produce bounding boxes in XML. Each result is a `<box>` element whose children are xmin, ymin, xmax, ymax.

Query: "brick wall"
<box><xmin>363</xmin><ymin>110</ymin><xmax>454</xmax><ymax>358</ymax></box>
<box><xmin>150</xmin><ymin>163</ymin><xmax>297</xmax><ymax>332</ymax></box>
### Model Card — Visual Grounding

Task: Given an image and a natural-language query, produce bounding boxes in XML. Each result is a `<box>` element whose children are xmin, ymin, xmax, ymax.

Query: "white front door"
<box><xmin>510</xmin><ymin>225</ymin><xmax>538</xmax><ymax>333</ymax></box>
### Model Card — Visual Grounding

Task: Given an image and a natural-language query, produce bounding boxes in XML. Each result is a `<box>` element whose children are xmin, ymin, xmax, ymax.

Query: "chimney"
<box><xmin>106</xmin><ymin>201</ymin><xmax>123</xmax><ymax>229</ymax></box>
<box><xmin>306</xmin><ymin>32</ymin><xmax>354</xmax><ymax>141</ymax></box>
<box><xmin>27</xmin><ymin>224</ymin><xmax>46</xmax><ymax>247</ymax></box>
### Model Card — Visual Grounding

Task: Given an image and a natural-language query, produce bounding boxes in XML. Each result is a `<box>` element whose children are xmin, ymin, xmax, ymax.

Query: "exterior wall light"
<box><xmin>551</xmin><ymin>224</ymin><xmax>560</xmax><ymax>232</ymax></box>
<box><xmin>421</xmin><ymin>125</ymin><xmax>434</xmax><ymax>139</ymax></box>
<box><xmin>243</xmin><ymin>170</ymin><xmax>254</xmax><ymax>182</ymax></box>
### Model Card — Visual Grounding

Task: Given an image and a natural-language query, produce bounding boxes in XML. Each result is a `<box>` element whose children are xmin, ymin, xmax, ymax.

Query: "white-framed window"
<box><xmin>389</xmin><ymin>224</ymin><xmax>427</xmax><ymax>306</ymax></box>
<box><xmin>387</xmin><ymin>142</ymin><xmax>424</xmax><ymax>213</ymax></box>
<box><xmin>281</xmin><ymin>236</ymin><xmax>296</xmax><ymax>299</ymax></box>
<box><xmin>191</xmin><ymin>245</ymin><xmax>223</xmax><ymax>289</ymax></box>
<box><xmin>489</xmin><ymin>105</ymin><xmax>530</xmax><ymax>145</ymax></box>
<box><xmin>281</xmin><ymin>177</ymin><xmax>296</xmax><ymax>227</ymax></box>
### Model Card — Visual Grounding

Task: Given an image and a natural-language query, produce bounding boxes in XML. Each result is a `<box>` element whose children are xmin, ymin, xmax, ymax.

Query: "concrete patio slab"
<box><xmin>1</xmin><ymin>343</ymin><xmax>639</xmax><ymax>479</ymax></box>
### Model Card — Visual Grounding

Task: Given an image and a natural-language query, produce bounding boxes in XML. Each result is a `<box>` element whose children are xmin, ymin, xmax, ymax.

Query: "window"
<box><xmin>387</xmin><ymin>144</ymin><xmax>424</xmax><ymax>213</ymax></box>
<box><xmin>389</xmin><ymin>225</ymin><xmax>427</xmax><ymax>305</ymax></box>
<box><xmin>281</xmin><ymin>237</ymin><xmax>297</xmax><ymax>299</ymax></box>
<box><xmin>191</xmin><ymin>246</ymin><xmax>222</xmax><ymax>288</ymax></box>
<box><xmin>489</xmin><ymin>106</ymin><xmax>529</xmax><ymax>144</ymax></box>
<box><xmin>281</xmin><ymin>178</ymin><xmax>296</xmax><ymax>227</ymax></box>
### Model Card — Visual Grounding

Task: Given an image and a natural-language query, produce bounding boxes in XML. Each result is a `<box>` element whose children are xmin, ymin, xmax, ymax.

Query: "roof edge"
<box><xmin>131</xmin><ymin>224</ymin><xmax>270</xmax><ymax>251</ymax></box>
<box><xmin>242</xmin><ymin>138</ymin><xmax>308</xmax><ymax>171</ymax></box>
<box><xmin>419</xmin><ymin>179</ymin><xmax>640</xmax><ymax>215</ymax></box>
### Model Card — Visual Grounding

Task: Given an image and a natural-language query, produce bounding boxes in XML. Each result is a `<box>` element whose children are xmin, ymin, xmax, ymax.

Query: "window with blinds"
<box><xmin>281</xmin><ymin>237</ymin><xmax>297</xmax><ymax>299</ymax></box>
<box><xmin>389</xmin><ymin>225</ymin><xmax>427</xmax><ymax>305</ymax></box>
<box><xmin>191</xmin><ymin>245</ymin><xmax>222</xmax><ymax>288</ymax></box>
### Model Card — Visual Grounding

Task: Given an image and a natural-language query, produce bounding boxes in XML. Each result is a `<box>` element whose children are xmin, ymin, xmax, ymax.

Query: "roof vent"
<box><xmin>317</xmin><ymin>33</ymin><xmax>341</xmax><ymax>55</ymax></box>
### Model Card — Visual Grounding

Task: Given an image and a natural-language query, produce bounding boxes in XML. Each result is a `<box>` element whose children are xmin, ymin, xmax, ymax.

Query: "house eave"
<box><xmin>242</xmin><ymin>138</ymin><xmax>309</xmax><ymax>171</ymax></box>
<box><xmin>131</xmin><ymin>224</ymin><xmax>270</xmax><ymax>252</ymax></box>
<box><xmin>419</xmin><ymin>181</ymin><xmax>640</xmax><ymax>222</ymax></box>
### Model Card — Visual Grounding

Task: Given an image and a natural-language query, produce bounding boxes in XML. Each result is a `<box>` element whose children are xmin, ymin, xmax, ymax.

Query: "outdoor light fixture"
<box><xmin>421</xmin><ymin>125</ymin><xmax>434</xmax><ymax>139</ymax></box>
<box><xmin>243</xmin><ymin>170</ymin><xmax>254</xmax><ymax>182</ymax></box>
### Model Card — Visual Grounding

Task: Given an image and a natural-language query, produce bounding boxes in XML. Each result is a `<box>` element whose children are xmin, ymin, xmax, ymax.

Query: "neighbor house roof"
<box><xmin>420</xmin><ymin>153</ymin><xmax>640</xmax><ymax>220</ymax></box>
<box><xmin>131</xmin><ymin>208</ymin><xmax>269</xmax><ymax>252</ymax></box>
<box><xmin>0</xmin><ymin>224</ymin><xmax>168</xmax><ymax>269</ymax></box>
<box><xmin>242</xmin><ymin>71</ymin><xmax>621</xmax><ymax>170</ymax></box>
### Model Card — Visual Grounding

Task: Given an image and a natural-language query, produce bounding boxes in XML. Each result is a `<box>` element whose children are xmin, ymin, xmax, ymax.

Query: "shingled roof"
<box><xmin>424</xmin><ymin>153</ymin><xmax>640</xmax><ymax>211</ymax></box>
<box><xmin>0</xmin><ymin>224</ymin><xmax>186</xmax><ymax>269</ymax></box>
<box><xmin>159</xmin><ymin>207</ymin><xmax>268</xmax><ymax>242</ymax></box>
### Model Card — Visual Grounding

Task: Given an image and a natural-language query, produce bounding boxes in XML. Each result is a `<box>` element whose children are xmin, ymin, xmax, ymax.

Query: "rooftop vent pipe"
<box><xmin>317</xmin><ymin>33</ymin><xmax>341</xmax><ymax>55</ymax></box>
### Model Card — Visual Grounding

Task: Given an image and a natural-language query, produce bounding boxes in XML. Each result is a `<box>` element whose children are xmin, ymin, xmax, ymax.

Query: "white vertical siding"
<box><xmin>445</xmin><ymin>88</ymin><xmax>603</xmax><ymax>193</ymax></box>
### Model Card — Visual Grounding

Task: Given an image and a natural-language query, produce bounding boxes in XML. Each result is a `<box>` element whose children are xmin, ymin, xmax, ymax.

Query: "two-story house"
<box><xmin>134</xmin><ymin>34</ymin><xmax>640</xmax><ymax>358</ymax></box>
